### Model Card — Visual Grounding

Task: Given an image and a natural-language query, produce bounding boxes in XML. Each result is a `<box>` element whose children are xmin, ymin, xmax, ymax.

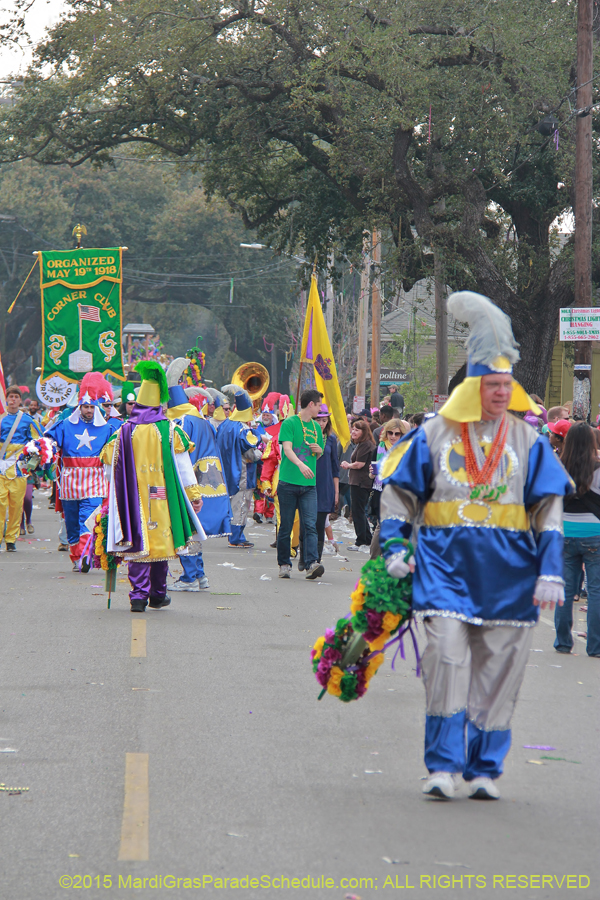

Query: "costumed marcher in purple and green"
<box><xmin>379</xmin><ymin>292</ymin><xmax>573</xmax><ymax>801</ymax></box>
<box><xmin>165</xmin><ymin>358</ymin><xmax>232</xmax><ymax>591</ymax></box>
<box><xmin>45</xmin><ymin>372</ymin><xmax>119</xmax><ymax>570</ymax></box>
<box><xmin>100</xmin><ymin>361</ymin><xmax>205</xmax><ymax>613</ymax></box>
<box><xmin>216</xmin><ymin>390</ymin><xmax>261</xmax><ymax>549</ymax></box>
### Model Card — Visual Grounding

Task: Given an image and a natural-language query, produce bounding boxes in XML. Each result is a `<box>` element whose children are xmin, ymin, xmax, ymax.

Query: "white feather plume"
<box><xmin>220</xmin><ymin>383</ymin><xmax>238</xmax><ymax>404</ymax></box>
<box><xmin>447</xmin><ymin>291</ymin><xmax>520</xmax><ymax>367</ymax></box>
<box><xmin>166</xmin><ymin>357</ymin><xmax>190</xmax><ymax>388</ymax></box>
<box><xmin>185</xmin><ymin>386</ymin><xmax>211</xmax><ymax>400</ymax></box>
<box><xmin>206</xmin><ymin>387</ymin><xmax>227</xmax><ymax>404</ymax></box>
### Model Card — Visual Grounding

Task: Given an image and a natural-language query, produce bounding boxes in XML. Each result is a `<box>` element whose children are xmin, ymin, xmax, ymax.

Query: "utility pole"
<box><xmin>325</xmin><ymin>252</ymin><xmax>334</xmax><ymax>341</ymax></box>
<box><xmin>355</xmin><ymin>235</ymin><xmax>370</xmax><ymax>411</ymax></box>
<box><xmin>271</xmin><ymin>343</ymin><xmax>277</xmax><ymax>393</ymax></box>
<box><xmin>573</xmin><ymin>0</ymin><xmax>593</xmax><ymax>420</ymax></box>
<box><xmin>434</xmin><ymin>249</ymin><xmax>448</xmax><ymax>394</ymax></box>
<box><xmin>370</xmin><ymin>229</ymin><xmax>382</xmax><ymax>408</ymax></box>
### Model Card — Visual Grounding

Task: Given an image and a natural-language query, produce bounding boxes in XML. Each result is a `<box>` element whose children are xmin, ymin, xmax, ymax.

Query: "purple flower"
<box><xmin>316</xmin><ymin>659</ymin><xmax>332</xmax><ymax>686</ymax></box>
<box><xmin>365</xmin><ymin>609</ymin><xmax>383</xmax><ymax>632</ymax></box>
<box><xmin>322</xmin><ymin>646</ymin><xmax>342</xmax><ymax>663</ymax></box>
<box><xmin>324</xmin><ymin>629</ymin><xmax>335</xmax><ymax>642</ymax></box>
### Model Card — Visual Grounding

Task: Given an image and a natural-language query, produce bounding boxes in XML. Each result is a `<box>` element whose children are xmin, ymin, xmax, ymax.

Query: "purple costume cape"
<box><xmin>112</xmin><ymin>405</ymin><xmax>164</xmax><ymax>554</ymax></box>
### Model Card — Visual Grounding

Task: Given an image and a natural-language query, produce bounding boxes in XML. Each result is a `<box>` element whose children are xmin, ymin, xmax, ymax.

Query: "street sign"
<box><xmin>433</xmin><ymin>394</ymin><xmax>448</xmax><ymax>412</ymax></box>
<box><xmin>559</xmin><ymin>308</ymin><xmax>600</xmax><ymax>341</ymax></box>
<box><xmin>380</xmin><ymin>367</ymin><xmax>408</xmax><ymax>383</ymax></box>
<box><xmin>353</xmin><ymin>395</ymin><xmax>365</xmax><ymax>414</ymax></box>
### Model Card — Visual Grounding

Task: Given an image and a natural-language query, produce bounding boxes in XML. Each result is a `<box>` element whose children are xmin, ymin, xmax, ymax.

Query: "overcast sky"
<box><xmin>1</xmin><ymin>0</ymin><xmax>67</xmax><ymax>77</ymax></box>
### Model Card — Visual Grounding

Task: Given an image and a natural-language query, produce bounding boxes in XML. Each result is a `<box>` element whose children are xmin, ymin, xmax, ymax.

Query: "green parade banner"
<box><xmin>39</xmin><ymin>247</ymin><xmax>125</xmax><ymax>383</ymax></box>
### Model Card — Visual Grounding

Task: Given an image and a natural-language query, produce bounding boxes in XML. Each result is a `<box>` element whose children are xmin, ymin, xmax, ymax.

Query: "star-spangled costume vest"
<box><xmin>46</xmin><ymin>414</ymin><xmax>118</xmax><ymax>500</ymax></box>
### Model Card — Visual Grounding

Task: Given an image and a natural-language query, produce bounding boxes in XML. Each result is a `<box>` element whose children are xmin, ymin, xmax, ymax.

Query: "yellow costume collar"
<box><xmin>439</xmin><ymin>376</ymin><xmax>541</xmax><ymax>423</ymax></box>
<box><xmin>166</xmin><ymin>403</ymin><xmax>203</xmax><ymax>420</ymax></box>
<box><xmin>230</xmin><ymin>407</ymin><xmax>254</xmax><ymax>422</ymax></box>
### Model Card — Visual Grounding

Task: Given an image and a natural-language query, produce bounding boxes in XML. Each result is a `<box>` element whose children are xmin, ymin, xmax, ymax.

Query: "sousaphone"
<box><xmin>228</xmin><ymin>362</ymin><xmax>270</xmax><ymax>410</ymax></box>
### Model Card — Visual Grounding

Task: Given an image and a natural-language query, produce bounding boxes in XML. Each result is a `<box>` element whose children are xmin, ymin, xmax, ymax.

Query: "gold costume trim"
<box><xmin>423</xmin><ymin>500</ymin><xmax>529</xmax><ymax>531</ymax></box>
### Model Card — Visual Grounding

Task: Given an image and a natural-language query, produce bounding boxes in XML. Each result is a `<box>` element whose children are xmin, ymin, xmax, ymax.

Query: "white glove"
<box><xmin>386</xmin><ymin>554</ymin><xmax>416</xmax><ymax>580</ymax></box>
<box><xmin>533</xmin><ymin>578</ymin><xmax>564</xmax><ymax>609</ymax></box>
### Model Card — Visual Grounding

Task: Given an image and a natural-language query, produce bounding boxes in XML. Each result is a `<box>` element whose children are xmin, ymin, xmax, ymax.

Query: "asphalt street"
<box><xmin>0</xmin><ymin>497</ymin><xmax>598</xmax><ymax>900</ymax></box>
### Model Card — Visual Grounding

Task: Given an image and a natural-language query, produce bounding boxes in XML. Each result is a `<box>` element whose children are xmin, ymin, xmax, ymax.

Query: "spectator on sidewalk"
<box><xmin>341</xmin><ymin>419</ymin><xmax>375</xmax><ymax>550</ymax></box>
<box><xmin>389</xmin><ymin>385</ymin><xmax>405</xmax><ymax>416</ymax></box>
<box><xmin>555</xmin><ymin>422</ymin><xmax>600</xmax><ymax>657</ymax></box>
<box><xmin>369</xmin><ymin>418</ymin><xmax>410</xmax><ymax>559</ymax></box>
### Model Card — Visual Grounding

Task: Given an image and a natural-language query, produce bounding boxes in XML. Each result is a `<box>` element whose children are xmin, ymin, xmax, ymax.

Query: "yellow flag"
<box><xmin>300</xmin><ymin>275</ymin><xmax>351</xmax><ymax>450</ymax></box>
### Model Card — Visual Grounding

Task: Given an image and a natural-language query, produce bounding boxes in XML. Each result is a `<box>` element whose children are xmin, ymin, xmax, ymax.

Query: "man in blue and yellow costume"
<box><xmin>0</xmin><ymin>386</ymin><xmax>42</xmax><ymax>552</ymax></box>
<box><xmin>380</xmin><ymin>292</ymin><xmax>572</xmax><ymax>801</ymax></box>
<box><xmin>216</xmin><ymin>390</ymin><xmax>261</xmax><ymax>549</ymax></box>
<box><xmin>101</xmin><ymin>361</ymin><xmax>205</xmax><ymax>613</ymax></box>
<box><xmin>165</xmin><ymin>359</ymin><xmax>232</xmax><ymax>591</ymax></box>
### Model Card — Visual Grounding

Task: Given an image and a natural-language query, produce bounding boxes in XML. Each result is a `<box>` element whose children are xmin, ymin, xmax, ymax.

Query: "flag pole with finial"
<box><xmin>295</xmin><ymin>254</ymin><xmax>319</xmax><ymax>408</ymax></box>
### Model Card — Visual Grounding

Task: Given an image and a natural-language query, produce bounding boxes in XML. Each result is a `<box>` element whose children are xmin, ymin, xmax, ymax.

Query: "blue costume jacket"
<box><xmin>167</xmin><ymin>396</ymin><xmax>233</xmax><ymax>537</ymax></box>
<box><xmin>216</xmin><ymin>419</ymin><xmax>260</xmax><ymax>496</ymax></box>
<box><xmin>0</xmin><ymin>412</ymin><xmax>42</xmax><ymax>477</ymax></box>
<box><xmin>379</xmin><ymin>413</ymin><xmax>573</xmax><ymax>626</ymax></box>
<box><xmin>46</xmin><ymin>410</ymin><xmax>119</xmax><ymax>500</ymax></box>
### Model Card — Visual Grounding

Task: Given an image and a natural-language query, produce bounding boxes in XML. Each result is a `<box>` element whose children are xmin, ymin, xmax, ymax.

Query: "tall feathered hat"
<box><xmin>206</xmin><ymin>387</ymin><xmax>227</xmax><ymax>405</ymax></box>
<box><xmin>166</xmin><ymin>358</ymin><xmax>191</xmax><ymax>409</ymax></box>
<box><xmin>220</xmin><ymin>382</ymin><xmax>237</xmax><ymax>406</ymax></box>
<box><xmin>230</xmin><ymin>389</ymin><xmax>254</xmax><ymax>422</ymax></box>
<box><xmin>278</xmin><ymin>394</ymin><xmax>293</xmax><ymax>419</ymax></box>
<box><xmin>262</xmin><ymin>391</ymin><xmax>281</xmax><ymax>412</ymax></box>
<box><xmin>441</xmin><ymin>291</ymin><xmax>540</xmax><ymax>422</ymax></box>
<box><xmin>135</xmin><ymin>360</ymin><xmax>168</xmax><ymax>407</ymax></box>
<box><xmin>203</xmin><ymin>390</ymin><xmax>226</xmax><ymax>421</ymax></box>
<box><xmin>78</xmin><ymin>372</ymin><xmax>111</xmax><ymax>405</ymax></box>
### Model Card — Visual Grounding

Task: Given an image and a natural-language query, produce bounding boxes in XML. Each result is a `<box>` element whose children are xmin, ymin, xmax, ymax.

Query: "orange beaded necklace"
<box><xmin>461</xmin><ymin>415</ymin><xmax>508</xmax><ymax>492</ymax></box>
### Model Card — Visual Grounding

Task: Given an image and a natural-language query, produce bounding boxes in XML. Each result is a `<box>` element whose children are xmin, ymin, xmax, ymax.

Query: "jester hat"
<box><xmin>440</xmin><ymin>292</ymin><xmax>540</xmax><ymax>423</ymax></box>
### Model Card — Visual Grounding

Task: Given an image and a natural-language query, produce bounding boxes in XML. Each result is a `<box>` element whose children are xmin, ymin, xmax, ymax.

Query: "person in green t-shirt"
<box><xmin>277</xmin><ymin>389</ymin><xmax>325</xmax><ymax>580</ymax></box>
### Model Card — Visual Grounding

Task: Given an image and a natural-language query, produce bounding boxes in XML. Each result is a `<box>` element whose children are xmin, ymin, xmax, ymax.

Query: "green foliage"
<box><xmin>0</xmin><ymin>0</ymin><xmax>594</xmax><ymax>392</ymax></box>
<box><xmin>0</xmin><ymin>159</ymin><xmax>300</xmax><ymax>385</ymax></box>
<box><xmin>383</xmin><ymin>322</ymin><xmax>457</xmax><ymax>413</ymax></box>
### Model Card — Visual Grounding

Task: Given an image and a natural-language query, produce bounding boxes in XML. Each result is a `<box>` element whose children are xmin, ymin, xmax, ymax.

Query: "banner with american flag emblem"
<box><xmin>39</xmin><ymin>247</ymin><xmax>125</xmax><ymax>384</ymax></box>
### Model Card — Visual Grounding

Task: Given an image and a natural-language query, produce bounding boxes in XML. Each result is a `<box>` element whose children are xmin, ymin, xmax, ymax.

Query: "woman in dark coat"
<box><xmin>314</xmin><ymin>404</ymin><xmax>340</xmax><ymax>562</ymax></box>
<box><xmin>341</xmin><ymin>419</ymin><xmax>375</xmax><ymax>549</ymax></box>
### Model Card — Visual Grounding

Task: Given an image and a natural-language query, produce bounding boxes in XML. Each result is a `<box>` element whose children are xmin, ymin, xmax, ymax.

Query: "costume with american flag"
<box><xmin>100</xmin><ymin>361</ymin><xmax>206</xmax><ymax>612</ymax></box>
<box><xmin>45</xmin><ymin>372</ymin><xmax>119</xmax><ymax>567</ymax></box>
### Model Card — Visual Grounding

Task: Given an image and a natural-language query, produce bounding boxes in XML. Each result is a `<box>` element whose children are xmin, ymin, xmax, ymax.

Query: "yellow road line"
<box><xmin>118</xmin><ymin>753</ymin><xmax>149</xmax><ymax>861</ymax></box>
<box><xmin>130</xmin><ymin>620</ymin><xmax>146</xmax><ymax>657</ymax></box>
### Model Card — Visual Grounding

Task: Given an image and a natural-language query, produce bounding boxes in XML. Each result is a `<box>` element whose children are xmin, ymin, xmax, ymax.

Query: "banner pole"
<box><xmin>7</xmin><ymin>256</ymin><xmax>39</xmax><ymax>315</ymax></box>
<box><xmin>295</xmin><ymin>360</ymin><xmax>304</xmax><ymax>409</ymax></box>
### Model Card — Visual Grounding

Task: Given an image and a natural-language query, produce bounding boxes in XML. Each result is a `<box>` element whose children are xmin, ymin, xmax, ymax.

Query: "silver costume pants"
<box><xmin>230</xmin><ymin>465</ymin><xmax>251</xmax><ymax>528</ymax></box>
<box><xmin>421</xmin><ymin>617</ymin><xmax>534</xmax><ymax>779</ymax></box>
<box><xmin>422</xmin><ymin>617</ymin><xmax>533</xmax><ymax>730</ymax></box>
